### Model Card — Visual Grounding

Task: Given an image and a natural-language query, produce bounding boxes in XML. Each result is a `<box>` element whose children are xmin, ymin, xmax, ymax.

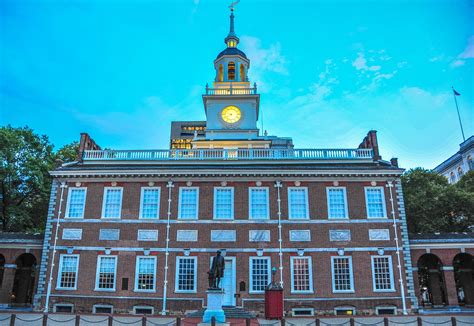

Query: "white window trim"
<box><xmin>133</xmin><ymin>306</ymin><xmax>154</xmax><ymax>315</ymax></box>
<box><xmin>331</xmin><ymin>256</ymin><xmax>354</xmax><ymax>293</ymax></box>
<box><xmin>371</xmin><ymin>255</ymin><xmax>395</xmax><ymax>292</ymax></box>
<box><xmin>65</xmin><ymin>187</ymin><xmax>87</xmax><ymax>219</ymax></box>
<box><xmin>213</xmin><ymin>187</ymin><xmax>234</xmax><ymax>220</ymax></box>
<box><xmin>56</xmin><ymin>254</ymin><xmax>79</xmax><ymax>290</ymax></box>
<box><xmin>139</xmin><ymin>187</ymin><xmax>161</xmax><ymax>219</ymax></box>
<box><xmin>364</xmin><ymin>187</ymin><xmax>387</xmax><ymax>218</ymax></box>
<box><xmin>134</xmin><ymin>256</ymin><xmax>157</xmax><ymax>292</ymax></box>
<box><xmin>101</xmin><ymin>187</ymin><xmax>123</xmax><ymax>219</ymax></box>
<box><xmin>53</xmin><ymin>303</ymin><xmax>74</xmax><ymax>313</ymax></box>
<box><xmin>175</xmin><ymin>256</ymin><xmax>198</xmax><ymax>293</ymax></box>
<box><xmin>249</xmin><ymin>256</ymin><xmax>271</xmax><ymax>294</ymax></box>
<box><xmin>292</xmin><ymin>308</ymin><xmax>315</xmax><ymax>317</ymax></box>
<box><xmin>290</xmin><ymin>256</ymin><xmax>313</xmax><ymax>294</ymax></box>
<box><xmin>326</xmin><ymin>187</ymin><xmax>349</xmax><ymax>219</ymax></box>
<box><xmin>335</xmin><ymin>307</ymin><xmax>356</xmax><ymax>316</ymax></box>
<box><xmin>375</xmin><ymin>306</ymin><xmax>397</xmax><ymax>315</ymax></box>
<box><xmin>178</xmin><ymin>187</ymin><xmax>199</xmax><ymax>220</ymax></box>
<box><xmin>288</xmin><ymin>187</ymin><xmax>310</xmax><ymax>220</ymax></box>
<box><xmin>93</xmin><ymin>304</ymin><xmax>114</xmax><ymax>314</ymax></box>
<box><xmin>94</xmin><ymin>255</ymin><xmax>118</xmax><ymax>292</ymax></box>
<box><xmin>249</xmin><ymin>187</ymin><xmax>270</xmax><ymax>220</ymax></box>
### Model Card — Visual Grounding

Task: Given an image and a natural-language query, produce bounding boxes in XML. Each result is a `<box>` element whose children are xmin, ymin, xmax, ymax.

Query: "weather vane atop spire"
<box><xmin>229</xmin><ymin>0</ymin><xmax>240</xmax><ymax>11</ymax></box>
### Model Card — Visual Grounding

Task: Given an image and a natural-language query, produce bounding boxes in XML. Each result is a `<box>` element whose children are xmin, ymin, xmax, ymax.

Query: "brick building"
<box><xmin>0</xmin><ymin>233</ymin><xmax>42</xmax><ymax>308</ymax></box>
<box><xmin>32</xmin><ymin>8</ymin><xmax>421</xmax><ymax>316</ymax></box>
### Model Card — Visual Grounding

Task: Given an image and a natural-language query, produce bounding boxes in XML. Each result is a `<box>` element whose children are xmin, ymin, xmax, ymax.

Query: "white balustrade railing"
<box><xmin>82</xmin><ymin>148</ymin><xmax>373</xmax><ymax>161</ymax></box>
<box><xmin>205</xmin><ymin>87</ymin><xmax>257</xmax><ymax>95</ymax></box>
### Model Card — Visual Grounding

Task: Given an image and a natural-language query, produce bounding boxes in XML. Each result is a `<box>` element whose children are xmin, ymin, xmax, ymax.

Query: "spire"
<box><xmin>225</xmin><ymin>4</ymin><xmax>239</xmax><ymax>48</ymax></box>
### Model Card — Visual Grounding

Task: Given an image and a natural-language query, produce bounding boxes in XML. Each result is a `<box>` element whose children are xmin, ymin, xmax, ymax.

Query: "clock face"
<box><xmin>221</xmin><ymin>105</ymin><xmax>242</xmax><ymax>124</ymax></box>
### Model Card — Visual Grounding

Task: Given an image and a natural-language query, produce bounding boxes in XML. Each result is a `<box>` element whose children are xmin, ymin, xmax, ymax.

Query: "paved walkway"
<box><xmin>0</xmin><ymin>313</ymin><xmax>473</xmax><ymax>326</ymax></box>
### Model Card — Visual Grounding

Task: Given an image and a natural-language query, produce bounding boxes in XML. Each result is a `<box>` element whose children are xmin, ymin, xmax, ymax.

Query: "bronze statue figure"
<box><xmin>208</xmin><ymin>250</ymin><xmax>225</xmax><ymax>289</ymax></box>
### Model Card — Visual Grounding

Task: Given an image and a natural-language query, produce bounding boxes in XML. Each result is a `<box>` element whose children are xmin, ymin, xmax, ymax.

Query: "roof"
<box><xmin>433</xmin><ymin>135</ymin><xmax>474</xmax><ymax>173</ymax></box>
<box><xmin>409</xmin><ymin>232</ymin><xmax>474</xmax><ymax>244</ymax></box>
<box><xmin>0</xmin><ymin>232</ymin><xmax>44</xmax><ymax>244</ymax></box>
<box><xmin>216</xmin><ymin>47</ymin><xmax>247</xmax><ymax>60</ymax></box>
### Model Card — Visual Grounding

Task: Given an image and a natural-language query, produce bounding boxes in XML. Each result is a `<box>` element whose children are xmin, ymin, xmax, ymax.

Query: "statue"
<box><xmin>209</xmin><ymin>250</ymin><xmax>225</xmax><ymax>289</ymax></box>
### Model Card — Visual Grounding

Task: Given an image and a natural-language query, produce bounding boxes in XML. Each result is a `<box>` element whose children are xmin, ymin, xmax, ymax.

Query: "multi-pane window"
<box><xmin>96</xmin><ymin>256</ymin><xmax>117</xmax><ymax>290</ymax></box>
<box><xmin>57</xmin><ymin>255</ymin><xmax>79</xmax><ymax>289</ymax></box>
<box><xmin>214</xmin><ymin>187</ymin><xmax>234</xmax><ymax>219</ymax></box>
<box><xmin>175</xmin><ymin>257</ymin><xmax>197</xmax><ymax>292</ymax></box>
<box><xmin>250</xmin><ymin>257</ymin><xmax>271</xmax><ymax>293</ymax></box>
<box><xmin>327</xmin><ymin>188</ymin><xmax>348</xmax><ymax>219</ymax></box>
<box><xmin>291</xmin><ymin>257</ymin><xmax>313</xmax><ymax>293</ymax></box>
<box><xmin>249</xmin><ymin>187</ymin><xmax>269</xmax><ymax>219</ymax></box>
<box><xmin>66</xmin><ymin>188</ymin><xmax>86</xmax><ymax>218</ymax></box>
<box><xmin>102</xmin><ymin>188</ymin><xmax>123</xmax><ymax>218</ymax></box>
<box><xmin>178</xmin><ymin>188</ymin><xmax>199</xmax><ymax>219</ymax></box>
<box><xmin>365</xmin><ymin>187</ymin><xmax>386</xmax><ymax>218</ymax></box>
<box><xmin>331</xmin><ymin>257</ymin><xmax>354</xmax><ymax>292</ymax></box>
<box><xmin>140</xmin><ymin>187</ymin><xmax>160</xmax><ymax>219</ymax></box>
<box><xmin>135</xmin><ymin>257</ymin><xmax>156</xmax><ymax>291</ymax></box>
<box><xmin>288</xmin><ymin>187</ymin><xmax>309</xmax><ymax>219</ymax></box>
<box><xmin>372</xmin><ymin>256</ymin><xmax>394</xmax><ymax>291</ymax></box>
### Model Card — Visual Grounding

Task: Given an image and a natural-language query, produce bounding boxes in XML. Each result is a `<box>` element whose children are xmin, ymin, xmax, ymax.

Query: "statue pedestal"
<box><xmin>202</xmin><ymin>289</ymin><xmax>226</xmax><ymax>323</ymax></box>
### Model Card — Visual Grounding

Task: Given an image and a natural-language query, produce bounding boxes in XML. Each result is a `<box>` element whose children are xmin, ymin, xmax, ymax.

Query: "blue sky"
<box><xmin>1</xmin><ymin>0</ymin><xmax>473</xmax><ymax>169</ymax></box>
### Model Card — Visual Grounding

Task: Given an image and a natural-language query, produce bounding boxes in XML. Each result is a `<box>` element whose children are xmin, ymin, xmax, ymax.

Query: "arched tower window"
<box><xmin>218</xmin><ymin>64</ymin><xmax>224</xmax><ymax>82</ymax></box>
<box><xmin>228</xmin><ymin>62</ymin><xmax>235</xmax><ymax>81</ymax></box>
<box><xmin>450</xmin><ymin>172</ymin><xmax>456</xmax><ymax>183</ymax></box>
<box><xmin>458</xmin><ymin>166</ymin><xmax>464</xmax><ymax>179</ymax></box>
<box><xmin>240</xmin><ymin>64</ymin><xmax>245</xmax><ymax>81</ymax></box>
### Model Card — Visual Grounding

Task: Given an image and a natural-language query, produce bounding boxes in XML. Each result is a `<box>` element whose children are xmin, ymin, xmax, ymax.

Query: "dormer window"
<box><xmin>228</xmin><ymin>62</ymin><xmax>236</xmax><ymax>80</ymax></box>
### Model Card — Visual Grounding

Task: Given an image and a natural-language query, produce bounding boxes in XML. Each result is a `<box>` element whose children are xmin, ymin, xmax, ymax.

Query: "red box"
<box><xmin>265</xmin><ymin>289</ymin><xmax>284</xmax><ymax>319</ymax></box>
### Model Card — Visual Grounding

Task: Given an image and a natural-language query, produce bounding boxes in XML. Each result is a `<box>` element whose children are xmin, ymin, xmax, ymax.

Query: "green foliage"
<box><xmin>402</xmin><ymin>168</ymin><xmax>474</xmax><ymax>233</ymax></box>
<box><xmin>0</xmin><ymin>125</ymin><xmax>78</xmax><ymax>232</ymax></box>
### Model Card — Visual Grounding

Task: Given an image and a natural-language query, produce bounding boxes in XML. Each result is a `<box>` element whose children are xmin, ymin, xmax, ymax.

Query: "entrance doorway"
<box><xmin>221</xmin><ymin>257</ymin><xmax>236</xmax><ymax>306</ymax></box>
<box><xmin>12</xmin><ymin>253</ymin><xmax>37</xmax><ymax>305</ymax></box>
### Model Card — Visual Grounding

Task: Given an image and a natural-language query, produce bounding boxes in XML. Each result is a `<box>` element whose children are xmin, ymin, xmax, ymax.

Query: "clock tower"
<box><xmin>195</xmin><ymin>7</ymin><xmax>266</xmax><ymax>149</ymax></box>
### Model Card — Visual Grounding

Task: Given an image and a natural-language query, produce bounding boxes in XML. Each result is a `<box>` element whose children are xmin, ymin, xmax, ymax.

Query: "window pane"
<box><xmin>103</xmin><ymin>189</ymin><xmax>122</xmax><ymax>218</ymax></box>
<box><xmin>60</xmin><ymin>256</ymin><xmax>78</xmax><ymax>288</ymax></box>
<box><xmin>97</xmin><ymin>257</ymin><xmax>116</xmax><ymax>289</ymax></box>
<box><xmin>215</xmin><ymin>188</ymin><xmax>233</xmax><ymax>219</ymax></box>
<box><xmin>328</xmin><ymin>188</ymin><xmax>347</xmax><ymax>218</ymax></box>
<box><xmin>289</xmin><ymin>188</ymin><xmax>308</xmax><ymax>219</ymax></box>
<box><xmin>333</xmin><ymin>257</ymin><xmax>353</xmax><ymax>291</ymax></box>
<box><xmin>251</xmin><ymin>258</ymin><xmax>270</xmax><ymax>292</ymax></box>
<box><xmin>180</xmin><ymin>188</ymin><xmax>198</xmax><ymax>219</ymax></box>
<box><xmin>68</xmin><ymin>189</ymin><xmax>86</xmax><ymax>218</ymax></box>
<box><xmin>137</xmin><ymin>257</ymin><xmax>155</xmax><ymax>290</ymax></box>
<box><xmin>141</xmin><ymin>188</ymin><xmax>160</xmax><ymax>219</ymax></box>
<box><xmin>292</xmin><ymin>258</ymin><xmax>311</xmax><ymax>292</ymax></box>
<box><xmin>177</xmin><ymin>258</ymin><xmax>196</xmax><ymax>291</ymax></box>
<box><xmin>366</xmin><ymin>188</ymin><xmax>385</xmax><ymax>218</ymax></box>
<box><xmin>250</xmin><ymin>188</ymin><xmax>269</xmax><ymax>219</ymax></box>
<box><xmin>373</xmin><ymin>257</ymin><xmax>393</xmax><ymax>290</ymax></box>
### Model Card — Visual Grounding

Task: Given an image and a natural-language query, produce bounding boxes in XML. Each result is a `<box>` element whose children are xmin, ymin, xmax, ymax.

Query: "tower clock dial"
<box><xmin>221</xmin><ymin>105</ymin><xmax>242</xmax><ymax>124</ymax></box>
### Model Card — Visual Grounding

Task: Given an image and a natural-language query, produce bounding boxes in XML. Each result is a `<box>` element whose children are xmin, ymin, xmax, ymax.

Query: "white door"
<box><xmin>221</xmin><ymin>258</ymin><xmax>236</xmax><ymax>306</ymax></box>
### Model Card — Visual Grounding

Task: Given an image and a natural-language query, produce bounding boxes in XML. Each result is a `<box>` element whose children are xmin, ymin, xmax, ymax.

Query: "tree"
<box><xmin>402</xmin><ymin>168</ymin><xmax>474</xmax><ymax>233</ymax></box>
<box><xmin>0</xmin><ymin>125</ymin><xmax>79</xmax><ymax>232</ymax></box>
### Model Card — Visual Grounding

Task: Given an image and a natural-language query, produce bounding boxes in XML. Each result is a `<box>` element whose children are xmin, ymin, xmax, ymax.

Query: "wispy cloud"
<box><xmin>240</xmin><ymin>35</ymin><xmax>288</xmax><ymax>92</ymax></box>
<box><xmin>451</xmin><ymin>35</ymin><xmax>474</xmax><ymax>68</ymax></box>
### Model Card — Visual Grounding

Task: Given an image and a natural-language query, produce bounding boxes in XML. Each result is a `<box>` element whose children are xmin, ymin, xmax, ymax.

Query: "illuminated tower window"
<box><xmin>228</xmin><ymin>62</ymin><xmax>235</xmax><ymax>80</ymax></box>
<box><xmin>240</xmin><ymin>64</ymin><xmax>245</xmax><ymax>81</ymax></box>
<box><xmin>218</xmin><ymin>64</ymin><xmax>224</xmax><ymax>82</ymax></box>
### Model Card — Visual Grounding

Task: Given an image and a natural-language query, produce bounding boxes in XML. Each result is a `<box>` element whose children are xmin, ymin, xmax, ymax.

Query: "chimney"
<box><xmin>358</xmin><ymin>130</ymin><xmax>381</xmax><ymax>161</ymax></box>
<box><xmin>390</xmin><ymin>157</ymin><xmax>399</xmax><ymax>167</ymax></box>
<box><xmin>77</xmin><ymin>133</ymin><xmax>101</xmax><ymax>161</ymax></box>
